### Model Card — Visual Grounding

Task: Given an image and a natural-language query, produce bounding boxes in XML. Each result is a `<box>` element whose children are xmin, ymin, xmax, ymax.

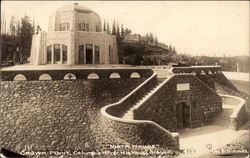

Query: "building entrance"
<box><xmin>176</xmin><ymin>102</ymin><xmax>190</xmax><ymax>129</ymax></box>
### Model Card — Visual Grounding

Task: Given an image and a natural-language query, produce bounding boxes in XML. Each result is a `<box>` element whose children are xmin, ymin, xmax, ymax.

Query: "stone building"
<box><xmin>30</xmin><ymin>3</ymin><xmax>118</xmax><ymax>65</ymax></box>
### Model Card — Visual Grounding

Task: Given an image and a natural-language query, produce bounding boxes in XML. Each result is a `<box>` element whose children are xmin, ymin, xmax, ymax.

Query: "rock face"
<box><xmin>0</xmin><ymin>79</ymin><xmax>144</xmax><ymax>153</ymax></box>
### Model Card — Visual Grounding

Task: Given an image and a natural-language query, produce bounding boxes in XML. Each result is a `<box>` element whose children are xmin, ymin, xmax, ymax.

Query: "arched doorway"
<box><xmin>176</xmin><ymin>102</ymin><xmax>190</xmax><ymax>129</ymax></box>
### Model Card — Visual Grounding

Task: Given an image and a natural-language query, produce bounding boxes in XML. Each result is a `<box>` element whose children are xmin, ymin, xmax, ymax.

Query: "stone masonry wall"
<box><xmin>134</xmin><ymin>75</ymin><xmax>222</xmax><ymax>132</ymax></box>
<box><xmin>0</xmin><ymin>79</ymin><xmax>143</xmax><ymax>154</ymax></box>
<box><xmin>102</xmin><ymin>117</ymin><xmax>179</xmax><ymax>150</ymax></box>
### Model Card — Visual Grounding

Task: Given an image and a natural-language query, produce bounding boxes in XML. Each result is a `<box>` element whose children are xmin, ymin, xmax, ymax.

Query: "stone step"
<box><xmin>122</xmin><ymin>82</ymin><xmax>162</xmax><ymax>120</ymax></box>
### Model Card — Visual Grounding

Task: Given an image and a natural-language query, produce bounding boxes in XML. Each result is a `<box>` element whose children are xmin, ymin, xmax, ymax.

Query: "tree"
<box><xmin>103</xmin><ymin>20</ymin><xmax>106</xmax><ymax>32</ymax></box>
<box><xmin>112</xmin><ymin>20</ymin><xmax>116</xmax><ymax>35</ymax></box>
<box><xmin>172</xmin><ymin>46</ymin><xmax>177</xmax><ymax>54</ymax></box>
<box><xmin>154</xmin><ymin>35</ymin><xmax>158</xmax><ymax>46</ymax></box>
<box><xmin>124</xmin><ymin>28</ymin><xmax>131</xmax><ymax>36</ymax></box>
<box><xmin>9</xmin><ymin>16</ymin><xmax>16</xmax><ymax>36</ymax></box>
<box><xmin>121</xmin><ymin>23</ymin><xmax>125</xmax><ymax>37</ymax></box>
<box><xmin>149</xmin><ymin>32</ymin><xmax>154</xmax><ymax>45</ymax></box>
<box><xmin>168</xmin><ymin>45</ymin><xmax>172</xmax><ymax>53</ymax></box>
<box><xmin>20</xmin><ymin>15</ymin><xmax>34</xmax><ymax>62</ymax></box>
<box><xmin>107</xmin><ymin>22</ymin><xmax>110</xmax><ymax>34</ymax></box>
<box><xmin>116</xmin><ymin>22</ymin><xmax>120</xmax><ymax>37</ymax></box>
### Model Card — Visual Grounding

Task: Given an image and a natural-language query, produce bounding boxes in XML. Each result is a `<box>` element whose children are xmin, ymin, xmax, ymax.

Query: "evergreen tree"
<box><xmin>154</xmin><ymin>35</ymin><xmax>158</xmax><ymax>46</ymax></box>
<box><xmin>20</xmin><ymin>15</ymin><xmax>34</xmax><ymax>62</ymax></box>
<box><xmin>103</xmin><ymin>20</ymin><xmax>106</xmax><ymax>32</ymax></box>
<box><xmin>172</xmin><ymin>46</ymin><xmax>177</xmax><ymax>54</ymax></box>
<box><xmin>9</xmin><ymin>16</ymin><xmax>16</xmax><ymax>36</ymax></box>
<box><xmin>121</xmin><ymin>23</ymin><xmax>124</xmax><ymax>37</ymax></box>
<box><xmin>116</xmin><ymin>22</ymin><xmax>120</xmax><ymax>37</ymax></box>
<box><xmin>112</xmin><ymin>20</ymin><xmax>116</xmax><ymax>35</ymax></box>
<box><xmin>149</xmin><ymin>32</ymin><xmax>154</xmax><ymax>44</ymax></box>
<box><xmin>107</xmin><ymin>22</ymin><xmax>110</xmax><ymax>34</ymax></box>
<box><xmin>168</xmin><ymin>45</ymin><xmax>172</xmax><ymax>53</ymax></box>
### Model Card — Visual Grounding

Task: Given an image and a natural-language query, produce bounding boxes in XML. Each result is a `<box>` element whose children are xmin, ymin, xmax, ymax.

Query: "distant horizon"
<box><xmin>1</xmin><ymin>1</ymin><xmax>249</xmax><ymax>57</ymax></box>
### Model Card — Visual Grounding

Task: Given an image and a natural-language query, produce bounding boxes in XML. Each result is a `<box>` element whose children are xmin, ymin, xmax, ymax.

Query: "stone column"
<box><xmin>172</xmin><ymin>132</ymin><xmax>180</xmax><ymax>150</ymax></box>
<box><xmin>230</xmin><ymin>116</ymin><xmax>238</xmax><ymax>131</ymax></box>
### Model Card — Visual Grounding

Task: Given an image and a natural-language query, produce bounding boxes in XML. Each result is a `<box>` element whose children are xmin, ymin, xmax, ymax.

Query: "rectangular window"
<box><xmin>86</xmin><ymin>24</ymin><xmax>89</xmax><ymax>31</ymax></box>
<box><xmin>86</xmin><ymin>44</ymin><xmax>93</xmax><ymax>64</ymax></box>
<box><xmin>78</xmin><ymin>45</ymin><xmax>84</xmax><ymax>64</ymax></box>
<box><xmin>59</xmin><ymin>23</ymin><xmax>69</xmax><ymax>31</ymax></box>
<box><xmin>95</xmin><ymin>45</ymin><xmax>100</xmax><ymax>64</ymax></box>
<box><xmin>54</xmin><ymin>44</ymin><xmax>60</xmax><ymax>62</ymax></box>
<box><xmin>62</xmin><ymin>45</ymin><xmax>67</xmax><ymax>62</ymax></box>
<box><xmin>47</xmin><ymin>45</ymin><xmax>52</xmax><ymax>63</ymax></box>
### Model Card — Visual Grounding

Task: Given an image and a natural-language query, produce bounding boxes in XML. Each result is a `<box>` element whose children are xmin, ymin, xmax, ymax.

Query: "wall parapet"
<box><xmin>170</xmin><ymin>65</ymin><xmax>221</xmax><ymax>75</ymax></box>
<box><xmin>101</xmin><ymin>72</ymin><xmax>180</xmax><ymax>150</ymax></box>
<box><xmin>220</xmin><ymin>94</ymin><xmax>249</xmax><ymax>130</ymax></box>
<box><xmin>1</xmin><ymin>68</ymin><xmax>153</xmax><ymax>81</ymax></box>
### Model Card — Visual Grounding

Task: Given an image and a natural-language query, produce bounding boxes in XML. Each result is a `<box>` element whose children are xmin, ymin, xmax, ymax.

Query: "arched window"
<box><xmin>64</xmin><ymin>73</ymin><xmax>76</xmax><ymax>80</ymax></box>
<box><xmin>62</xmin><ymin>45</ymin><xmax>67</xmax><ymax>63</ymax></box>
<box><xmin>47</xmin><ymin>45</ymin><xmax>52</xmax><ymax>64</ymax></box>
<box><xmin>39</xmin><ymin>74</ymin><xmax>52</xmax><ymax>80</ymax></box>
<box><xmin>14</xmin><ymin>74</ymin><xmax>27</xmax><ymax>81</ymax></box>
<box><xmin>110</xmin><ymin>73</ymin><xmax>120</xmax><ymax>79</ymax></box>
<box><xmin>87</xmin><ymin>73</ymin><xmax>99</xmax><ymax>79</ymax></box>
<box><xmin>130</xmin><ymin>72</ymin><xmax>140</xmax><ymax>78</ymax></box>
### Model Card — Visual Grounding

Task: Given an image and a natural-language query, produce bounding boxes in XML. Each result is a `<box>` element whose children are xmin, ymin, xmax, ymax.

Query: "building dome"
<box><xmin>48</xmin><ymin>3</ymin><xmax>101</xmax><ymax>32</ymax></box>
<box><xmin>56</xmin><ymin>3</ymin><xmax>95</xmax><ymax>14</ymax></box>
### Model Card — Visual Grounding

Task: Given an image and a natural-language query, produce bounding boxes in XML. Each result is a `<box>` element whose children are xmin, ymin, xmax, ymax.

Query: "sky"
<box><xmin>1</xmin><ymin>1</ymin><xmax>249</xmax><ymax>57</ymax></box>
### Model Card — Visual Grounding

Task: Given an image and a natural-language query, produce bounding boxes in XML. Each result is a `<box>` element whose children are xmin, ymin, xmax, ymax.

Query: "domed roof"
<box><xmin>56</xmin><ymin>3</ymin><xmax>94</xmax><ymax>14</ymax></box>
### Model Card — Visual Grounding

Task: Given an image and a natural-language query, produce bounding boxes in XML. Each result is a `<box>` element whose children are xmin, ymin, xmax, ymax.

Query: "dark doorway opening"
<box><xmin>176</xmin><ymin>102</ymin><xmax>190</xmax><ymax>129</ymax></box>
<box><xmin>86</xmin><ymin>44</ymin><xmax>93</xmax><ymax>64</ymax></box>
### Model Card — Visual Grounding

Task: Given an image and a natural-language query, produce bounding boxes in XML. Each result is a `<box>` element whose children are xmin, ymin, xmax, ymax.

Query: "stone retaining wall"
<box><xmin>220</xmin><ymin>95</ymin><xmax>249</xmax><ymax>130</ymax></box>
<box><xmin>101</xmin><ymin>116</ymin><xmax>179</xmax><ymax>150</ymax></box>
<box><xmin>0</xmin><ymin>79</ymin><xmax>144</xmax><ymax>153</ymax></box>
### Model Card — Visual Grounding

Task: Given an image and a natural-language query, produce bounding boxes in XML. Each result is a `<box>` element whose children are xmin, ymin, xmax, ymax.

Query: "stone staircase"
<box><xmin>213</xmin><ymin>107</ymin><xmax>233</xmax><ymax>128</ymax></box>
<box><xmin>122</xmin><ymin>79</ymin><xmax>164</xmax><ymax>120</ymax></box>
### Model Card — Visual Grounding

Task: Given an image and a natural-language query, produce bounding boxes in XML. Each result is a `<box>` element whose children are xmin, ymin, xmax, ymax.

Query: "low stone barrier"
<box><xmin>220</xmin><ymin>94</ymin><xmax>249</xmax><ymax>130</ymax></box>
<box><xmin>101</xmin><ymin>72</ymin><xmax>180</xmax><ymax>150</ymax></box>
<box><xmin>0</xmin><ymin>68</ymin><xmax>153</xmax><ymax>81</ymax></box>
